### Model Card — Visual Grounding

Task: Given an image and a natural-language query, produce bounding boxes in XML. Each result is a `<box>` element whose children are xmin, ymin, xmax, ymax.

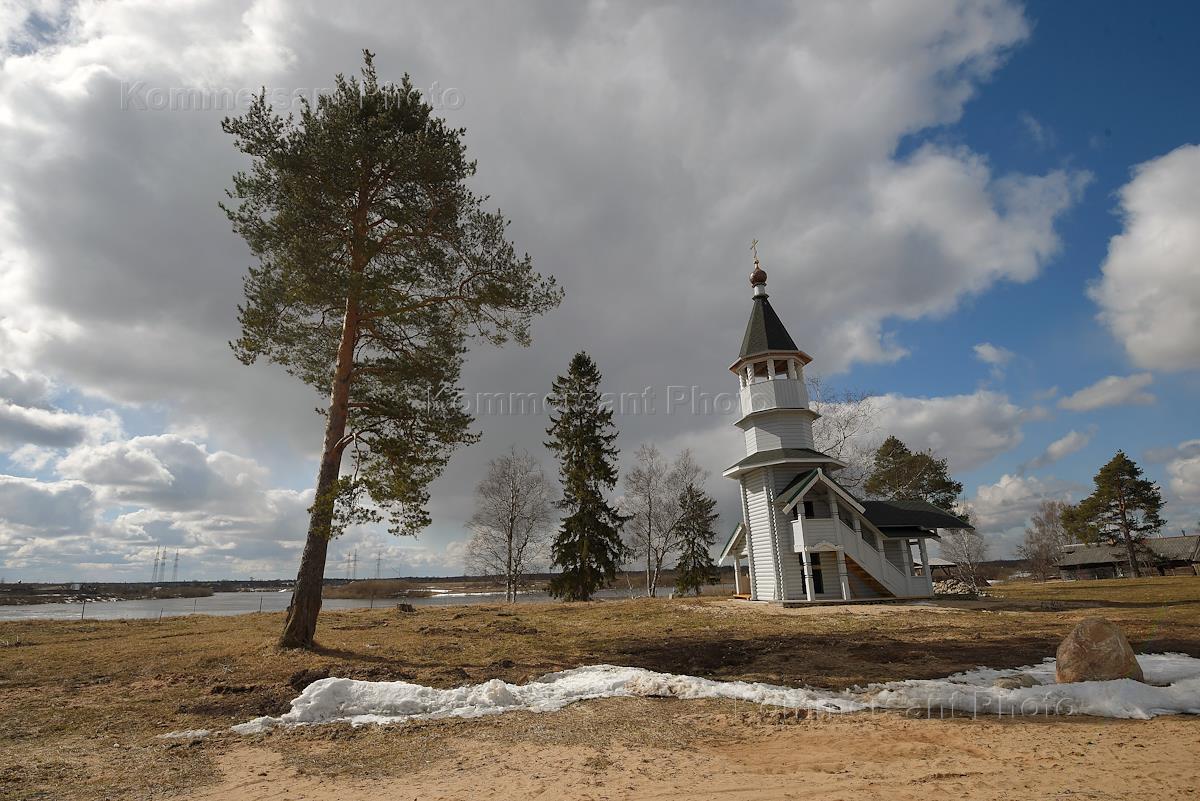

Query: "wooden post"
<box><xmin>258</xmin><ymin>593</ymin><xmax>264</xmax><ymax>613</ymax></box>
<box><xmin>801</xmin><ymin>549</ymin><xmax>815</xmax><ymax>602</ymax></box>
<box><xmin>836</xmin><ymin>549</ymin><xmax>850</xmax><ymax>601</ymax></box>
<box><xmin>80</xmin><ymin>599</ymin><xmax>86</xmax><ymax>620</ymax></box>
<box><xmin>918</xmin><ymin>537</ymin><xmax>933</xmax><ymax>596</ymax></box>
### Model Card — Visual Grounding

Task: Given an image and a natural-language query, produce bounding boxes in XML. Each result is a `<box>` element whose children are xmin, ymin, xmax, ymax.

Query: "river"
<box><xmin>0</xmin><ymin>588</ymin><xmax>643</xmax><ymax>621</ymax></box>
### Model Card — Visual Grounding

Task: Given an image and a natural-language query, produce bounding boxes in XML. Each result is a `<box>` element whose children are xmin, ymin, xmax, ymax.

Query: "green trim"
<box><xmin>774</xmin><ymin>469</ymin><xmax>818</xmax><ymax>510</ymax></box>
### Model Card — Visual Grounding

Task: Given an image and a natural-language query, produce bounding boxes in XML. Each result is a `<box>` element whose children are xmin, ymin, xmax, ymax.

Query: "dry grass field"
<box><xmin>1</xmin><ymin>576</ymin><xmax>1198</xmax><ymax>800</ymax></box>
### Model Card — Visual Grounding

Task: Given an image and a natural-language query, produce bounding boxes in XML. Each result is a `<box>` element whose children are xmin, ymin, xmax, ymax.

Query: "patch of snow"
<box><xmin>864</xmin><ymin>654</ymin><xmax>1200</xmax><ymax>720</ymax></box>
<box><xmin>231</xmin><ymin>665</ymin><xmax>863</xmax><ymax>733</ymax></box>
<box><xmin>158</xmin><ymin>729</ymin><xmax>212</xmax><ymax>739</ymax></box>
<box><xmin>232</xmin><ymin>653</ymin><xmax>1200</xmax><ymax>734</ymax></box>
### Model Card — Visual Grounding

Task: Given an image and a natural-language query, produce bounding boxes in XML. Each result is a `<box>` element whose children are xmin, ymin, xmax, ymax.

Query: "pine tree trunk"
<box><xmin>1116</xmin><ymin>481</ymin><xmax>1142</xmax><ymax>578</ymax></box>
<box><xmin>279</xmin><ymin>296</ymin><xmax>359</xmax><ymax>649</ymax></box>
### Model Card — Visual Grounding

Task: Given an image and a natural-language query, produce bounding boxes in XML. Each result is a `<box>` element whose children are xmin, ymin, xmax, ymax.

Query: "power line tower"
<box><xmin>375</xmin><ymin>552</ymin><xmax>382</xmax><ymax>580</ymax></box>
<box><xmin>171</xmin><ymin>551</ymin><xmax>179</xmax><ymax>583</ymax></box>
<box><xmin>351</xmin><ymin>549</ymin><xmax>358</xmax><ymax>581</ymax></box>
<box><xmin>152</xmin><ymin>547</ymin><xmax>160</xmax><ymax>583</ymax></box>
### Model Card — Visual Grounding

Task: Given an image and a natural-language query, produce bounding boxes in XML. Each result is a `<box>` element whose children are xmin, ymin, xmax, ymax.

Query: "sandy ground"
<box><xmin>181</xmin><ymin>701</ymin><xmax>1200</xmax><ymax>801</ymax></box>
<box><xmin>5</xmin><ymin>580</ymin><xmax>1199</xmax><ymax>799</ymax></box>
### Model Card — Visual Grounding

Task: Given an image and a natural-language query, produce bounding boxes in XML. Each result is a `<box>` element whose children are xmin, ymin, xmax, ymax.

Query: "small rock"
<box><xmin>396</xmin><ymin>603</ymin><xmax>416</xmax><ymax>614</ymax></box>
<box><xmin>1055</xmin><ymin>616</ymin><xmax>1144</xmax><ymax>684</ymax></box>
<box><xmin>993</xmin><ymin>673</ymin><xmax>1039</xmax><ymax>689</ymax></box>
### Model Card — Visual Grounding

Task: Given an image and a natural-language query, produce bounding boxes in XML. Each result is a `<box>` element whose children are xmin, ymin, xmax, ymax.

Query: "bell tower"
<box><xmin>723</xmin><ymin>247</ymin><xmax>844</xmax><ymax>601</ymax></box>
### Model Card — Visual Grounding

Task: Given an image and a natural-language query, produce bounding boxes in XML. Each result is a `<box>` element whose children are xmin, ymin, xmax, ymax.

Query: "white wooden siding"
<box><xmin>739</xmin><ymin>378</ymin><xmax>810</xmax><ymax>416</ymax></box>
<box><xmin>768</xmin><ymin>468</ymin><xmax>806</xmax><ymax>600</ymax></box>
<box><xmin>739</xmin><ymin>483</ymin><xmax>758</xmax><ymax>599</ymax></box>
<box><xmin>742</xmin><ymin>412</ymin><xmax>816</xmax><ymax>454</ymax></box>
<box><xmin>743</xmin><ymin>469</ymin><xmax>778</xmax><ymax>600</ymax></box>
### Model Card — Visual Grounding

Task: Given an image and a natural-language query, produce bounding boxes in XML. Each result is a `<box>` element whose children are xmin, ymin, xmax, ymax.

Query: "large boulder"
<box><xmin>1055</xmin><ymin>616</ymin><xmax>1144</xmax><ymax>683</ymax></box>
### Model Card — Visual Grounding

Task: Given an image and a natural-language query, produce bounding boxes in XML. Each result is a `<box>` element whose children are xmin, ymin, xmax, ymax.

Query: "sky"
<box><xmin>0</xmin><ymin>0</ymin><xmax>1197</xmax><ymax>582</ymax></box>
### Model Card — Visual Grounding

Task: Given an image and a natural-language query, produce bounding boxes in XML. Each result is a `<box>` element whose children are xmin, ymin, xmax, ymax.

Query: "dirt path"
<box><xmin>184</xmin><ymin>705</ymin><xmax>1200</xmax><ymax>801</ymax></box>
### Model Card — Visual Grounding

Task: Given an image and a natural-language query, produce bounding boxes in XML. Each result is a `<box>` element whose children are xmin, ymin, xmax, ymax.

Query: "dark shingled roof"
<box><xmin>739</xmin><ymin>296</ymin><xmax>799</xmax><ymax>359</ymax></box>
<box><xmin>861</xmin><ymin>499</ymin><xmax>973</xmax><ymax>531</ymax></box>
<box><xmin>724</xmin><ymin>448</ymin><xmax>837</xmax><ymax>474</ymax></box>
<box><xmin>1057</xmin><ymin>536</ymin><xmax>1200</xmax><ymax>567</ymax></box>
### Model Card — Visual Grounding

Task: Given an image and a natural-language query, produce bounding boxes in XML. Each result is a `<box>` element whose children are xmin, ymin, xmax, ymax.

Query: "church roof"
<box><xmin>861</xmin><ymin>500</ymin><xmax>973</xmax><ymax>531</ymax></box>
<box><xmin>738</xmin><ymin>296</ymin><xmax>799</xmax><ymax>360</ymax></box>
<box><xmin>722</xmin><ymin>447</ymin><xmax>842</xmax><ymax>478</ymax></box>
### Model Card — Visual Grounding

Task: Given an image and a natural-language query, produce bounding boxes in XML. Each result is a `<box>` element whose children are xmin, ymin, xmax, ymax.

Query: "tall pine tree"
<box><xmin>545</xmin><ymin>352</ymin><xmax>626</xmax><ymax>600</ymax></box>
<box><xmin>1062</xmin><ymin>450</ymin><xmax>1165</xmax><ymax>578</ymax></box>
<box><xmin>864</xmin><ymin>435</ymin><xmax>966</xmax><ymax>518</ymax></box>
<box><xmin>221</xmin><ymin>53</ymin><xmax>561</xmax><ymax>648</ymax></box>
<box><xmin>674</xmin><ymin>482</ymin><xmax>720</xmax><ymax>596</ymax></box>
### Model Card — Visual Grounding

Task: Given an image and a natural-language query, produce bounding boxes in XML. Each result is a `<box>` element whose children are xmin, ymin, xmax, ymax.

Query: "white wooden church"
<box><xmin>718</xmin><ymin>256</ymin><xmax>972</xmax><ymax>604</ymax></box>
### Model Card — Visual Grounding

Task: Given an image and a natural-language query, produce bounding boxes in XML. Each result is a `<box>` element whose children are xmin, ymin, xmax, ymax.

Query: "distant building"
<box><xmin>717</xmin><ymin>255</ymin><xmax>972</xmax><ymax>604</ymax></box>
<box><xmin>914</xmin><ymin>557</ymin><xmax>957</xmax><ymax>581</ymax></box>
<box><xmin>1056</xmin><ymin>535</ymin><xmax>1200</xmax><ymax>580</ymax></box>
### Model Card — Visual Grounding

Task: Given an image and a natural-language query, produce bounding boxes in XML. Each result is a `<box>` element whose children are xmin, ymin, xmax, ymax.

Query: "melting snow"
<box><xmin>231</xmin><ymin>653</ymin><xmax>1200</xmax><ymax>734</ymax></box>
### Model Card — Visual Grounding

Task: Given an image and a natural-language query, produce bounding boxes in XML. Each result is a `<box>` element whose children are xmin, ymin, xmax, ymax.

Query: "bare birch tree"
<box><xmin>622</xmin><ymin>445</ymin><xmax>705</xmax><ymax>597</ymax></box>
<box><xmin>807</xmin><ymin>375</ymin><xmax>878</xmax><ymax>492</ymax></box>
<box><xmin>466</xmin><ymin>447</ymin><xmax>554</xmax><ymax>602</ymax></box>
<box><xmin>939</xmin><ymin>529</ymin><xmax>989</xmax><ymax>592</ymax></box>
<box><xmin>1017</xmin><ymin>499</ymin><xmax>1073</xmax><ymax>581</ymax></box>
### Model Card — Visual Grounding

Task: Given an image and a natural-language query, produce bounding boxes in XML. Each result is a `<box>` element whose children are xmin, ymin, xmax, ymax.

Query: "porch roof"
<box><xmin>777</xmin><ymin>468</ymin><xmax>866</xmax><ymax>515</ymax></box>
<box><xmin>719</xmin><ymin>523</ymin><xmax>746</xmax><ymax>563</ymax></box>
<box><xmin>861</xmin><ymin>499</ymin><xmax>973</xmax><ymax>532</ymax></box>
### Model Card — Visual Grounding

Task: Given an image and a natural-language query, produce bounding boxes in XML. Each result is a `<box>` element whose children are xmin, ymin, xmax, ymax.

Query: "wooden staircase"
<box><xmin>844</xmin><ymin>555</ymin><xmax>892</xmax><ymax>598</ymax></box>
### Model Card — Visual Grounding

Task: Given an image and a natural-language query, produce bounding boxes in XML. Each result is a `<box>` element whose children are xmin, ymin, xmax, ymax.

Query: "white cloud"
<box><xmin>1023</xmin><ymin>428</ymin><xmax>1093</xmax><ymax>472</ymax></box>
<box><xmin>0</xmin><ymin>475</ymin><xmax>94</xmax><ymax>534</ymax></box>
<box><xmin>965</xmin><ymin>473</ymin><xmax>1081</xmax><ymax>555</ymax></box>
<box><xmin>1058</xmin><ymin>373</ymin><xmax>1155</xmax><ymax>411</ymax></box>
<box><xmin>1164</xmin><ymin>440</ymin><xmax>1200</xmax><ymax>503</ymax></box>
<box><xmin>0</xmin><ymin>0</ymin><xmax>1092</xmax><ymax>578</ymax></box>
<box><xmin>872</xmin><ymin>390</ymin><xmax>1027</xmax><ymax>471</ymax></box>
<box><xmin>973</xmin><ymin>341</ymin><xmax>1013</xmax><ymax>381</ymax></box>
<box><xmin>57</xmin><ymin>434</ymin><xmax>282</xmax><ymax>516</ymax></box>
<box><xmin>0</xmin><ymin>400</ymin><xmax>120</xmax><ymax>449</ymax></box>
<box><xmin>1018</xmin><ymin>111</ymin><xmax>1054</xmax><ymax>149</ymax></box>
<box><xmin>0</xmin><ymin>368</ymin><xmax>52</xmax><ymax>408</ymax></box>
<box><xmin>973</xmin><ymin>342</ymin><xmax>1013</xmax><ymax>366</ymax></box>
<box><xmin>1091</xmin><ymin>143</ymin><xmax>1200</xmax><ymax>372</ymax></box>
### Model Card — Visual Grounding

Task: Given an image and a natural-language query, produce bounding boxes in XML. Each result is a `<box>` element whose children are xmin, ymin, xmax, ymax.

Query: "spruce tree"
<box><xmin>674</xmin><ymin>482</ymin><xmax>720</xmax><ymax>596</ymax></box>
<box><xmin>545</xmin><ymin>352</ymin><xmax>626</xmax><ymax>600</ymax></box>
<box><xmin>221</xmin><ymin>52</ymin><xmax>561</xmax><ymax>648</ymax></box>
<box><xmin>1062</xmin><ymin>450</ymin><xmax>1165</xmax><ymax>578</ymax></box>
